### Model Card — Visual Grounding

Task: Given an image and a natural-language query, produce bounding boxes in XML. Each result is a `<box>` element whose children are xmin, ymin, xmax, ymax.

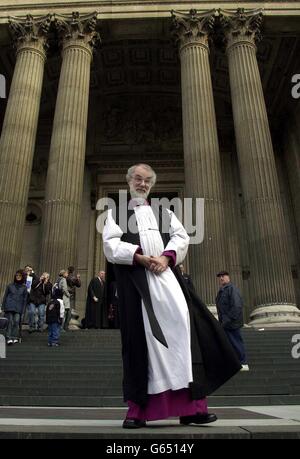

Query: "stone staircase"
<box><xmin>0</xmin><ymin>328</ymin><xmax>299</xmax><ymax>407</ymax></box>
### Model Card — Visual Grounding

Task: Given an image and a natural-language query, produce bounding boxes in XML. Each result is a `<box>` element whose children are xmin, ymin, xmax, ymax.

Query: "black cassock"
<box><xmin>108</xmin><ymin>208</ymin><xmax>242</xmax><ymax>407</ymax></box>
<box><xmin>85</xmin><ymin>277</ymin><xmax>107</xmax><ymax>328</ymax></box>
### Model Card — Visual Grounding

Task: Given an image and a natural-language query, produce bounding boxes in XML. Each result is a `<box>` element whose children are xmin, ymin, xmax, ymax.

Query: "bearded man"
<box><xmin>103</xmin><ymin>163</ymin><xmax>241</xmax><ymax>428</ymax></box>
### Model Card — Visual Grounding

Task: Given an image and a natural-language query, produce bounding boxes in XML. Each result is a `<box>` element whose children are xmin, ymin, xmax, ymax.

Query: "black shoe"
<box><xmin>180</xmin><ymin>412</ymin><xmax>217</xmax><ymax>425</ymax></box>
<box><xmin>122</xmin><ymin>418</ymin><xmax>146</xmax><ymax>429</ymax></box>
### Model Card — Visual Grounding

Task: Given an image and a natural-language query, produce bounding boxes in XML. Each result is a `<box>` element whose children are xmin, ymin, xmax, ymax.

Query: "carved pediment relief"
<box><xmin>99</xmin><ymin>95</ymin><xmax>182</xmax><ymax>145</ymax></box>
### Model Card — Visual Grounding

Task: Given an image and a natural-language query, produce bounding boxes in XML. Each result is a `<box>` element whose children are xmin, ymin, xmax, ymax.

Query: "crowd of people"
<box><xmin>0</xmin><ymin>265</ymin><xmax>118</xmax><ymax>347</ymax></box>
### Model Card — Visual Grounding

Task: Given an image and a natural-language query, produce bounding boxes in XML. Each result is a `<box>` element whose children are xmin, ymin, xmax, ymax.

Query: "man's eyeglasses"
<box><xmin>132</xmin><ymin>175</ymin><xmax>153</xmax><ymax>186</ymax></box>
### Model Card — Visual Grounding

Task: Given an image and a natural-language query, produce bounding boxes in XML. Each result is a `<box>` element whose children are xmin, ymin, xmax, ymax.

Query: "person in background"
<box><xmin>46</xmin><ymin>298</ymin><xmax>64</xmax><ymax>347</ymax></box>
<box><xmin>85</xmin><ymin>271</ymin><xmax>106</xmax><ymax>329</ymax></box>
<box><xmin>24</xmin><ymin>265</ymin><xmax>38</xmax><ymax>294</ymax></box>
<box><xmin>178</xmin><ymin>264</ymin><xmax>196</xmax><ymax>293</ymax></box>
<box><xmin>216</xmin><ymin>271</ymin><xmax>249</xmax><ymax>371</ymax></box>
<box><xmin>54</xmin><ymin>270</ymin><xmax>71</xmax><ymax>331</ymax></box>
<box><xmin>66</xmin><ymin>266</ymin><xmax>81</xmax><ymax>311</ymax></box>
<box><xmin>2</xmin><ymin>270</ymin><xmax>27</xmax><ymax>345</ymax></box>
<box><xmin>28</xmin><ymin>272</ymin><xmax>52</xmax><ymax>333</ymax></box>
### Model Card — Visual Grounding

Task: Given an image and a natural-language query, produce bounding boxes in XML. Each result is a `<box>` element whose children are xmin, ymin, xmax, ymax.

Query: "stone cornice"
<box><xmin>54</xmin><ymin>11</ymin><xmax>100</xmax><ymax>50</ymax></box>
<box><xmin>8</xmin><ymin>14</ymin><xmax>51</xmax><ymax>50</ymax></box>
<box><xmin>1</xmin><ymin>3</ymin><xmax>300</xmax><ymax>24</ymax></box>
<box><xmin>171</xmin><ymin>9</ymin><xmax>216</xmax><ymax>48</ymax></box>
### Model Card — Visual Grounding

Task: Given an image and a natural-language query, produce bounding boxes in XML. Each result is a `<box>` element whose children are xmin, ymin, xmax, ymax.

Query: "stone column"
<box><xmin>221</xmin><ymin>151</ymin><xmax>243</xmax><ymax>288</ymax></box>
<box><xmin>171</xmin><ymin>9</ymin><xmax>226</xmax><ymax>308</ymax></box>
<box><xmin>0</xmin><ymin>14</ymin><xmax>50</xmax><ymax>294</ymax></box>
<box><xmin>220</xmin><ymin>8</ymin><xmax>300</xmax><ymax>326</ymax></box>
<box><xmin>40</xmin><ymin>12</ymin><xmax>100</xmax><ymax>278</ymax></box>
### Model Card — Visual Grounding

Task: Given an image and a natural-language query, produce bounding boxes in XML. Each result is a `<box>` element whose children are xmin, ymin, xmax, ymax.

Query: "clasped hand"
<box><xmin>135</xmin><ymin>254</ymin><xmax>169</xmax><ymax>274</ymax></box>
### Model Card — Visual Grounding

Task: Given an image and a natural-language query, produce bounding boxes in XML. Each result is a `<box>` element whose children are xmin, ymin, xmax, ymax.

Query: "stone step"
<box><xmin>214</xmin><ymin>385</ymin><xmax>291</xmax><ymax>395</ymax></box>
<box><xmin>0</xmin><ymin>395</ymin><xmax>125</xmax><ymax>407</ymax></box>
<box><xmin>9</xmin><ymin>336</ymin><xmax>297</xmax><ymax>344</ymax></box>
<box><xmin>13</xmin><ymin>329</ymin><xmax>300</xmax><ymax>338</ymax></box>
<box><xmin>12</xmin><ymin>345</ymin><xmax>294</xmax><ymax>351</ymax></box>
<box><xmin>14</xmin><ymin>331</ymin><xmax>297</xmax><ymax>338</ymax></box>
<box><xmin>0</xmin><ymin>383</ymin><xmax>298</xmax><ymax>395</ymax></box>
<box><xmin>1</xmin><ymin>385</ymin><xmax>122</xmax><ymax>397</ymax></box>
<box><xmin>2</xmin><ymin>363</ymin><xmax>298</xmax><ymax>372</ymax></box>
<box><xmin>1</xmin><ymin>394</ymin><xmax>300</xmax><ymax>407</ymax></box>
<box><xmin>0</xmin><ymin>365</ymin><xmax>123</xmax><ymax>372</ymax></box>
<box><xmin>2</xmin><ymin>352</ymin><xmax>297</xmax><ymax>363</ymax></box>
<box><xmin>208</xmin><ymin>394</ymin><xmax>300</xmax><ymax>406</ymax></box>
<box><xmin>0</xmin><ymin>374</ymin><xmax>298</xmax><ymax>384</ymax></box>
<box><xmin>1</xmin><ymin>327</ymin><xmax>299</xmax><ymax>407</ymax></box>
<box><xmin>5</xmin><ymin>343</ymin><xmax>295</xmax><ymax>350</ymax></box>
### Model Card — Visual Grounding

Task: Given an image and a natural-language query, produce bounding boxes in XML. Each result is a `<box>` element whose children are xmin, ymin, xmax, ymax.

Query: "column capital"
<box><xmin>8</xmin><ymin>14</ymin><xmax>51</xmax><ymax>55</ymax></box>
<box><xmin>171</xmin><ymin>9</ymin><xmax>216</xmax><ymax>49</ymax></box>
<box><xmin>219</xmin><ymin>8</ymin><xmax>263</xmax><ymax>50</ymax></box>
<box><xmin>54</xmin><ymin>11</ymin><xmax>100</xmax><ymax>53</ymax></box>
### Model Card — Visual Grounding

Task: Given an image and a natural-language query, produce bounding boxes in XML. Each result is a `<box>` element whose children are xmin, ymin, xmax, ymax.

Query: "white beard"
<box><xmin>129</xmin><ymin>184</ymin><xmax>150</xmax><ymax>200</ymax></box>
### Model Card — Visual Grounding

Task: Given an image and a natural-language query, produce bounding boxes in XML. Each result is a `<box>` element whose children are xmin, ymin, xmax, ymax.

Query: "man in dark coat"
<box><xmin>85</xmin><ymin>271</ymin><xmax>106</xmax><ymax>328</ymax></box>
<box><xmin>216</xmin><ymin>271</ymin><xmax>249</xmax><ymax>371</ymax></box>
<box><xmin>178</xmin><ymin>263</ymin><xmax>196</xmax><ymax>293</ymax></box>
<box><xmin>103</xmin><ymin>163</ymin><xmax>241</xmax><ymax>429</ymax></box>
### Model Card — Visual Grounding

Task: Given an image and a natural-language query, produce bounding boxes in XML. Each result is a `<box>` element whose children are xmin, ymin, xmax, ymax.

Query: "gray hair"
<box><xmin>126</xmin><ymin>164</ymin><xmax>157</xmax><ymax>186</ymax></box>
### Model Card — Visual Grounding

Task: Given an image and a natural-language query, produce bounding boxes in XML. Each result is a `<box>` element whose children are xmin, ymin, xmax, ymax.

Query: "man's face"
<box><xmin>128</xmin><ymin>165</ymin><xmax>154</xmax><ymax>199</ymax></box>
<box><xmin>25</xmin><ymin>266</ymin><xmax>33</xmax><ymax>275</ymax></box>
<box><xmin>99</xmin><ymin>271</ymin><xmax>105</xmax><ymax>281</ymax></box>
<box><xmin>218</xmin><ymin>274</ymin><xmax>230</xmax><ymax>286</ymax></box>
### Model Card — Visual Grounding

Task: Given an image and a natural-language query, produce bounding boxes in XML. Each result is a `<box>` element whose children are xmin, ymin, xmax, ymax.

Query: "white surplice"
<box><xmin>103</xmin><ymin>205</ymin><xmax>193</xmax><ymax>394</ymax></box>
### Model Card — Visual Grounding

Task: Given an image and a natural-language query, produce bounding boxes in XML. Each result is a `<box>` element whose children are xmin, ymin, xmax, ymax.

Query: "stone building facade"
<box><xmin>0</xmin><ymin>1</ymin><xmax>299</xmax><ymax>326</ymax></box>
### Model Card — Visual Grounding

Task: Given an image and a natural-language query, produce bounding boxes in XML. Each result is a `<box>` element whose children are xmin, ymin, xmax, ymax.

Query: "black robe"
<box><xmin>108</xmin><ymin>281</ymin><xmax>120</xmax><ymax>328</ymax></box>
<box><xmin>85</xmin><ymin>277</ymin><xmax>107</xmax><ymax>328</ymax></box>
<box><xmin>109</xmin><ymin>208</ymin><xmax>241</xmax><ymax>407</ymax></box>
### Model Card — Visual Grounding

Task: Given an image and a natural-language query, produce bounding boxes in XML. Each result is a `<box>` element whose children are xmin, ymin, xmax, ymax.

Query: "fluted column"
<box><xmin>0</xmin><ymin>14</ymin><xmax>50</xmax><ymax>294</ymax></box>
<box><xmin>171</xmin><ymin>9</ymin><xmax>226</xmax><ymax>307</ymax></box>
<box><xmin>221</xmin><ymin>151</ymin><xmax>243</xmax><ymax>288</ymax></box>
<box><xmin>220</xmin><ymin>8</ymin><xmax>299</xmax><ymax>326</ymax></box>
<box><xmin>40</xmin><ymin>12</ymin><xmax>99</xmax><ymax>278</ymax></box>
